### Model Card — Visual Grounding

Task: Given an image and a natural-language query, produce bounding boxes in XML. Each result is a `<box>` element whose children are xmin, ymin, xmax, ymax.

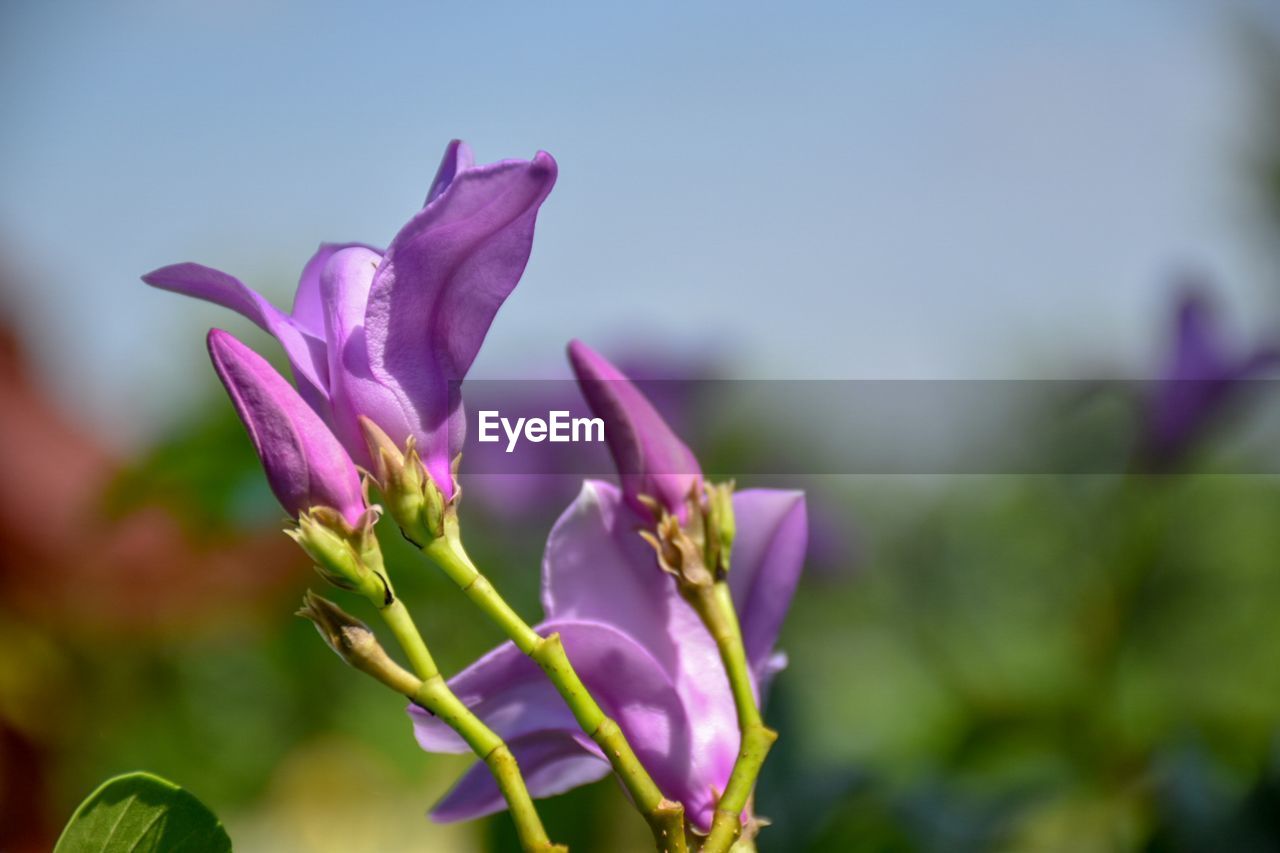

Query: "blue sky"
<box><xmin>0</xmin><ymin>0</ymin><xmax>1274</xmax><ymax>447</ymax></box>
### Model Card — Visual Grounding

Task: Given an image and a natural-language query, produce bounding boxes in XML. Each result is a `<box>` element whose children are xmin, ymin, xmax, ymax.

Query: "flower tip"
<box><xmin>205</xmin><ymin>326</ymin><xmax>232</xmax><ymax>351</ymax></box>
<box><xmin>565</xmin><ymin>339</ymin><xmax>615</xmax><ymax>383</ymax></box>
<box><xmin>206</xmin><ymin>329</ymin><xmax>267</xmax><ymax>393</ymax></box>
<box><xmin>139</xmin><ymin>263</ymin><xmax>185</xmax><ymax>287</ymax></box>
<box><xmin>141</xmin><ymin>261</ymin><xmax>221</xmax><ymax>294</ymax></box>
<box><xmin>531</xmin><ymin>149</ymin><xmax>558</xmax><ymax>181</ymax></box>
<box><xmin>205</xmin><ymin>327</ymin><xmax>249</xmax><ymax>381</ymax></box>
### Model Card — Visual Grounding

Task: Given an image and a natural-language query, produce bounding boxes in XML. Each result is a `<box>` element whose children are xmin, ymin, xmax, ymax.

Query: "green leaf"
<box><xmin>54</xmin><ymin>771</ymin><xmax>232</xmax><ymax>853</ymax></box>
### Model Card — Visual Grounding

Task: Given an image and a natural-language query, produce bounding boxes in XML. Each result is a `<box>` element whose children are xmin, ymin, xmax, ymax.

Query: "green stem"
<box><xmin>688</xmin><ymin>582</ymin><xmax>777</xmax><ymax>853</ymax></box>
<box><xmin>355</xmin><ymin>570</ymin><xmax>562</xmax><ymax>851</ymax></box>
<box><xmin>423</xmin><ymin>530</ymin><xmax>689</xmax><ymax>853</ymax></box>
<box><xmin>378</xmin><ymin>597</ymin><xmax>439</xmax><ymax>680</ymax></box>
<box><xmin>364</xmin><ymin>593</ymin><xmax>561</xmax><ymax>850</ymax></box>
<box><xmin>411</xmin><ymin>675</ymin><xmax>564</xmax><ymax>853</ymax></box>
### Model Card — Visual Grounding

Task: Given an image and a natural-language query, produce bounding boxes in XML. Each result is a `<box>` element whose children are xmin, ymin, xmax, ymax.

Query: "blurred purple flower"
<box><xmin>1143</xmin><ymin>285</ymin><xmax>1280</xmax><ymax>467</ymax></box>
<box><xmin>144</xmin><ymin>141</ymin><xmax>557</xmax><ymax>496</ymax></box>
<box><xmin>411</xmin><ymin>344</ymin><xmax>807</xmax><ymax>831</ymax></box>
<box><xmin>207</xmin><ymin>329</ymin><xmax>365</xmax><ymax>525</ymax></box>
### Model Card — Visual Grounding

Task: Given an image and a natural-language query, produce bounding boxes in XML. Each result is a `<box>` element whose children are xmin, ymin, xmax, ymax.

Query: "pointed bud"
<box><xmin>358</xmin><ymin>415</ymin><xmax>449</xmax><ymax>545</ymax></box>
<box><xmin>288</xmin><ymin>507</ymin><xmax>389</xmax><ymax>603</ymax></box>
<box><xmin>296</xmin><ymin>591</ymin><xmax>419</xmax><ymax>695</ymax></box>
<box><xmin>359</xmin><ymin>415</ymin><xmax>406</xmax><ymax>486</ymax></box>
<box><xmin>208</xmin><ymin>329</ymin><xmax>366</xmax><ymax>526</ymax></box>
<box><xmin>568</xmin><ymin>340</ymin><xmax>702</xmax><ymax>519</ymax></box>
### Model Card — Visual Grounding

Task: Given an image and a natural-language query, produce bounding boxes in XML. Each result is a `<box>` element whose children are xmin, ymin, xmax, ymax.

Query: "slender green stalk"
<box><xmin>298</xmin><ymin>590</ymin><xmax>563</xmax><ymax>852</ymax></box>
<box><xmin>384</xmin><ymin>655</ymin><xmax>564</xmax><ymax>852</ymax></box>
<box><xmin>687</xmin><ymin>581</ymin><xmax>778</xmax><ymax>853</ymax></box>
<box><xmin>411</xmin><ymin>675</ymin><xmax>562</xmax><ymax>853</ymax></box>
<box><xmin>423</xmin><ymin>528</ymin><xmax>689</xmax><ymax>853</ymax></box>
<box><xmin>377</xmin><ymin>597</ymin><xmax>438</xmax><ymax>681</ymax></box>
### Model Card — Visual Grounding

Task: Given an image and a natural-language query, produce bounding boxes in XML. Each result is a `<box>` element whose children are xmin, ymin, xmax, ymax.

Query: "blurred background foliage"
<box><xmin>6</xmin><ymin>4</ymin><xmax>1280</xmax><ymax>853</ymax></box>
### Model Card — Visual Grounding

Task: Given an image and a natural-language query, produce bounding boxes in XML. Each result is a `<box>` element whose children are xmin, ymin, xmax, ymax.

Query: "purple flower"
<box><xmin>1143</xmin><ymin>285</ymin><xmax>1280</xmax><ymax>467</ymax></box>
<box><xmin>144</xmin><ymin>141</ymin><xmax>558</xmax><ymax>496</ymax></box>
<box><xmin>411</xmin><ymin>345</ymin><xmax>806</xmax><ymax>831</ymax></box>
<box><xmin>207</xmin><ymin>329</ymin><xmax>365</xmax><ymax>526</ymax></box>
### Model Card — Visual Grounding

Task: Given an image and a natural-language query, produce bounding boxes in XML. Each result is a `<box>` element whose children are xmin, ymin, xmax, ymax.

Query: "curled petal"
<box><xmin>206</xmin><ymin>329</ymin><xmax>364</xmax><ymax>525</ymax></box>
<box><xmin>567</xmin><ymin>340</ymin><xmax>701</xmax><ymax>516</ymax></box>
<box><xmin>143</xmin><ymin>263</ymin><xmax>331</xmax><ymax>411</ymax></box>
<box><xmin>429</xmin><ymin>731</ymin><xmax>610</xmax><ymax>823</ymax></box>
<box><xmin>365</xmin><ymin>150</ymin><xmax>558</xmax><ymax>495</ymax></box>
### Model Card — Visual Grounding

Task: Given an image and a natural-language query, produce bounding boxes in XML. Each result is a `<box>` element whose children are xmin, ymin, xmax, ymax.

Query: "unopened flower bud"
<box><xmin>296</xmin><ymin>591</ymin><xmax>419</xmax><ymax>696</ymax></box>
<box><xmin>568</xmin><ymin>340</ymin><xmax>702</xmax><ymax>518</ymax></box>
<box><xmin>207</xmin><ymin>329</ymin><xmax>366</xmax><ymax>526</ymax></box>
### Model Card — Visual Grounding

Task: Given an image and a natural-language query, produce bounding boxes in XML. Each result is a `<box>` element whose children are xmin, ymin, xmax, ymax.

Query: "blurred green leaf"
<box><xmin>54</xmin><ymin>771</ymin><xmax>231</xmax><ymax>852</ymax></box>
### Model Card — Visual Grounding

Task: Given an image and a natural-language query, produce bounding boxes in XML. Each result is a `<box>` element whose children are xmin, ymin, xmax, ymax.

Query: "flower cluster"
<box><xmin>146</xmin><ymin>140</ymin><xmax>556</xmax><ymax>497</ymax></box>
<box><xmin>145</xmin><ymin>140</ymin><xmax>806</xmax><ymax>851</ymax></box>
<box><xmin>413</xmin><ymin>341</ymin><xmax>806</xmax><ymax>830</ymax></box>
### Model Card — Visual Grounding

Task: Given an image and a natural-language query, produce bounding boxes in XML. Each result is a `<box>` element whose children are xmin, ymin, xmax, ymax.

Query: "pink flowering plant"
<box><xmin>135</xmin><ymin>141</ymin><xmax>806</xmax><ymax>852</ymax></box>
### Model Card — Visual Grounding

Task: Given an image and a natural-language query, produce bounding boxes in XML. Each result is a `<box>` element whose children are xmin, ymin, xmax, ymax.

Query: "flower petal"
<box><xmin>206</xmin><ymin>329</ymin><xmax>364</xmax><ymax>524</ymax></box>
<box><xmin>410</xmin><ymin>618</ymin><xmax>681</xmax><ymax>763</ymax></box>
<box><xmin>541</xmin><ymin>481</ymin><xmax>687</xmax><ymax>664</ymax></box>
<box><xmin>429</xmin><ymin>731</ymin><xmax>610</xmax><ymax>823</ymax></box>
<box><xmin>424</xmin><ymin>139</ymin><xmax>476</xmax><ymax>206</ymax></box>
<box><xmin>567</xmin><ymin>340</ymin><xmax>701</xmax><ymax>516</ymax></box>
<box><xmin>144</xmin><ymin>262</ymin><xmax>331</xmax><ymax>409</ymax></box>
<box><xmin>364</xmin><ymin>150</ymin><xmax>557</xmax><ymax>493</ymax></box>
<box><xmin>291</xmin><ymin>242</ymin><xmax>382</xmax><ymax>338</ymax></box>
<box><xmin>407</xmin><ymin>615</ymin><xmax>729</xmax><ymax>826</ymax></box>
<box><xmin>538</xmin><ymin>482</ymin><xmax>738</xmax><ymax>828</ymax></box>
<box><xmin>318</xmin><ymin>246</ymin><xmax>413</xmax><ymax>468</ymax></box>
<box><xmin>725</xmin><ymin>489</ymin><xmax>808</xmax><ymax>678</ymax></box>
